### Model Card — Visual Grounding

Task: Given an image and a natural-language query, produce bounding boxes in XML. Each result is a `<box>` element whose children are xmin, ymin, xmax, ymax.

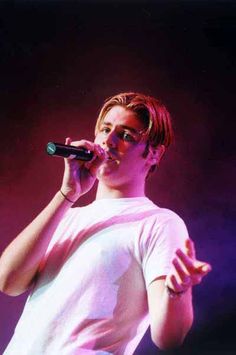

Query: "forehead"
<box><xmin>101</xmin><ymin>105</ymin><xmax>145</xmax><ymax>131</ymax></box>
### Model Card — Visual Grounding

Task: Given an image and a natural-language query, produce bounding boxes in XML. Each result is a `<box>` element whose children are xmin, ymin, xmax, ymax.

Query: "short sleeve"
<box><xmin>141</xmin><ymin>213</ymin><xmax>189</xmax><ymax>288</ymax></box>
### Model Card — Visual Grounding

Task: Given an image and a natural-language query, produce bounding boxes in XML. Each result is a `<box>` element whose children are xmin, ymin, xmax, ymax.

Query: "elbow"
<box><xmin>0</xmin><ymin>277</ymin><xmax>19</xmax><ymax>296</ymax></box>
<box><xmin>0</xmin><ymin>271</ymin><xmax>28</xmax><ymax>297</ymax></box>
<box><xmin>151</xmin><ymin>318</ymin><xmax>193</xmax><ymax>351</ymax></box>
<box><xmin>151</xmin><ymin>334</ymin><xmax>185</xmax><ymax>351</ymax></box>
<box><xmin>0</xmin><ymin>281</ymin><xmax>28</xmax><ymax>297</ymax></box>
<box><xmin>0</xmin><ymin>269</ymin><xmax>9</xmax><ymax>295</ymax></box>
<box><xmin>151</xmin><ymin>336</ymin><xmax>184</xmax><ymax>351</ymax></box>
<box><xmin>0</xmin><ymin>286</ymin><xmax>24</xmax><ymax>297</ymax></box>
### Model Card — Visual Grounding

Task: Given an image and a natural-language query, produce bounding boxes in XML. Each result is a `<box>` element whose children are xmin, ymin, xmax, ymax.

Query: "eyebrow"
<box><xmin>101</xmin><ymin>121</ymin><xmax>142</xmax><ymax>135</ymax></box>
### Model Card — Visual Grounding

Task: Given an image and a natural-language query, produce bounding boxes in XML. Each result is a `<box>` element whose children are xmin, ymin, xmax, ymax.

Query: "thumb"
<box><xmin>194</xmin><ymin>260</ymin><xmax>212</xmax><ymax>273</ymax></box>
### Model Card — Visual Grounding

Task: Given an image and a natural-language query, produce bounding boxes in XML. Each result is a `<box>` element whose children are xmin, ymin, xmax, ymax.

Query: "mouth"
<box><xmin>105</xmin><ymin>151</ymin><xmax>120</xmax><ymax>165</ymax></box>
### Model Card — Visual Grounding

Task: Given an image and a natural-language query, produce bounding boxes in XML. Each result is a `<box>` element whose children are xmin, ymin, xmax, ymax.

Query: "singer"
<box><xmin>0</xmin><ymin>92</ymin><xmax>211</xmax><ymax>354</ymax></box>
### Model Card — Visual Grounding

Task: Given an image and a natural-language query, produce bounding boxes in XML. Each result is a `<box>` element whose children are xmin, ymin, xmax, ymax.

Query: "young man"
<box><xmin>0</xmin><ymin>93</ymin><xmax>211</xmax><ymax>354</ymax></box>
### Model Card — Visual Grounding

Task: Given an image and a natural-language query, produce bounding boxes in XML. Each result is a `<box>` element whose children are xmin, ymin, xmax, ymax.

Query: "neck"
<box><xmin>96</xmin><ymin>180</ymin><xmax>146</xmax><ymax>200</ymax></box>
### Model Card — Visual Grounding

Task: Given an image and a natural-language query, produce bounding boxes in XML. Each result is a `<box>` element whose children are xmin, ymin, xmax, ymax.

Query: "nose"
<box><xmin>102</xmin><ymin>130</ymin><xmax>118</xmax><ymax>148</ymax></box>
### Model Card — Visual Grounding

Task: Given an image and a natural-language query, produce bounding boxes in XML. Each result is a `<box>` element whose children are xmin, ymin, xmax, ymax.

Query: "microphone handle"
<box><xmin>46</xmin><ymin>142</ymin><xmax>93</xmax><ymax>161</ymax></box>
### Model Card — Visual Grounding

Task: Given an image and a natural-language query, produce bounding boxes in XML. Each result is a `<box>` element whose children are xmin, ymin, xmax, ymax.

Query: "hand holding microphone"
<box><xmin>47</xmin><ymin>138</ymin><xmax>107</xmax><ymax>202</ymax></box>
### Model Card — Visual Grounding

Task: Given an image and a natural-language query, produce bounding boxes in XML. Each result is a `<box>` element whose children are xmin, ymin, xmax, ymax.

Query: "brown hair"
<box><xmin>95</xmin><ymin>92</ymin><xmax>173</xmax><ymax>149</ymax></box>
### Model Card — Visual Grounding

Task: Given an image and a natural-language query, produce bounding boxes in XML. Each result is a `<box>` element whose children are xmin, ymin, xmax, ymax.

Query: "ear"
<box><xmin>146</xmin><ymin>145</ymin><xmax>166</xmax><ymax>167</ymax></box>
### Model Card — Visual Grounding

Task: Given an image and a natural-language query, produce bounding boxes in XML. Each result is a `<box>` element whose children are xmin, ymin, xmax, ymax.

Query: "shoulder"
<box><xmin>143</xmin><ymin>199</ymin><xmax>187</xmax><ymax>229</ymax></box>
<box><xmin>137</xmin><ymin>201</ymin><xmax>189</xmax><ymax>253</ymax></box>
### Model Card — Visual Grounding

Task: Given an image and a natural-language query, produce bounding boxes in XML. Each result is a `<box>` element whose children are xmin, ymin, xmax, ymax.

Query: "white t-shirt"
<box><xmin>4</xmin><ymin>197</ymin><xmax>188</xmax><ymax>355</ymax></box>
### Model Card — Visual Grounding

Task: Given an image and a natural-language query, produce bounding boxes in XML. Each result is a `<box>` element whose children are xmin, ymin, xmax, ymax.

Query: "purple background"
<box><xmin>0</xmin><ymin>1</ymin><xmax>235</xmax><ymax>354</ymax></box>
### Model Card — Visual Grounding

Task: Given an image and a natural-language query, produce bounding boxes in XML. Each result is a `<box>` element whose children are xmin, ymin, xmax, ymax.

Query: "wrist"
<box><xmin>165</xmin><ymin>285</ymin><xmax>186</xmax><ymax>299</ymax></box>
<box><xmin>164</xmin><ymin>278</ymin><xmax>191</xmax><ymax>299</ymax></box>
<box><xmin>59</xmin><ymin>190</ymin><xmax>78</xmax><ymax>204</ymax></box>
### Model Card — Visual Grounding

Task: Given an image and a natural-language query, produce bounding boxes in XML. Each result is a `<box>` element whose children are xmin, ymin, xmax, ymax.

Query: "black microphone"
<box><xmin>46</xmin><ymin>142</ymin><xmax>93</xmax><ymax>161</ymax></box>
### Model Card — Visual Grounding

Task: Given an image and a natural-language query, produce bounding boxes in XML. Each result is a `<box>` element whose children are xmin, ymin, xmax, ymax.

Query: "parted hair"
<box><xmin>95</xmin><ymin>92</ymin><xmax>173</xmax><ymax>149</ymax></box>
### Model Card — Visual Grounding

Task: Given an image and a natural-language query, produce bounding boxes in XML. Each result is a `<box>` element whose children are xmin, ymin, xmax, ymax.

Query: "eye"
<box><xmin>100</xmin><ymin>126</ymin><xmax>111</xmax><ymax>135</ymax></box>
<box><xmin>121</xmin><ymin>131</ymin><xmax>136</xmax><ymax>142</ymax></box>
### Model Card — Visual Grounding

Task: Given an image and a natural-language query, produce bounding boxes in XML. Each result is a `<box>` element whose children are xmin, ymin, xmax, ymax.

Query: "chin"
<box><xmin>96</xmin><ymin>166</ymin><xmax>113</xmax><ymax>180</ymax></box>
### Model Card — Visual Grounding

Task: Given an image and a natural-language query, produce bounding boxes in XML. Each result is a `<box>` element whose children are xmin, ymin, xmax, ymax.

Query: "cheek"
<box><xmin>94</xmin><ymin>134</ymin><xmax>102</xmax><ymax>145</ymax></box>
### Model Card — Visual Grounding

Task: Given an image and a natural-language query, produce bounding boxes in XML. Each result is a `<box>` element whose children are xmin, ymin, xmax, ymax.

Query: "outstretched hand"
<box><xmin>165</xmin><ymin>239</ymin><xmax>212</xmax><ymax>294</ymax></box>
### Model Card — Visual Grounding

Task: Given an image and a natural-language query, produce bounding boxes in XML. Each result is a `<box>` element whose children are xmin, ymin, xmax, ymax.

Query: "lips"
<box><xmin>103</xmin><ymin>150</ymin><xmax>120</xmax><ymax>165</ymax></box>
<box><xmin>105</xmin><ymin>151</ymin><xmax>118</xmax><ymax>161</ymax></box>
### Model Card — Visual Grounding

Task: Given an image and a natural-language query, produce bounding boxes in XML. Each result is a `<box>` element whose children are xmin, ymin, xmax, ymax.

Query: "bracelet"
<box><xmin>60</xmin><ymin>190</ymin><xmax>76</xmax><ymax>204</ymax></box>
<box><xmin>165</xmin><ymin>285</ymin><xmax>186</xmax><ymax>299</ymax></box>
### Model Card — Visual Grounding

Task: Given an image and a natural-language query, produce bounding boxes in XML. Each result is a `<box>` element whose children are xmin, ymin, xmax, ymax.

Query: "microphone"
<box><xmin>46</xmin><ymin>142</ymin><xmax>93</xmax><ymax>161</ymax></box>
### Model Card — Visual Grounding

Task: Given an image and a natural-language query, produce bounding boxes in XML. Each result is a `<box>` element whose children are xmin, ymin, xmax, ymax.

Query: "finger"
<box><xmin>92</xmin><ymin>144</ymin><xmax>106</xmax><ymax>162</ymax></box>
<box><xmin>65</xmin><ymin>137</ymin><xmax>72</xmax><ymax>145</ymax></box>
<box><xmin>86</xmin><ymin>144</ymin><xmax>106</xmax><ymax>167</ymax></box>
<box><xmin>172</xmin><ymin>257</ymin><xmax>191</xmax><ymax>285</ymax></box>
<box><xmin>165</xmin><ymin>274</ymin><xmax>175</xmax><ymax>292</ymax></box>
<box><xmin>173</xmin><ymin>255</ymin><xmax>211</xmax><ymax>288</ymax></box>
<box><xmin>177</xmin><ymin>248</ymin><xmax>212</xmax><ymax>277</ymax></box>
<box><xmin>84</xmin><ymin>144</ymin><xmax>106</xmax><ymax>171</ymax></box>
<box><xmin>176</xmin><ymin>248</ymin><xmax>195</xmax><ymax>273</ymax></box>
<box><xmin>169</xmin><ymin>274</ymin><xmax>185</xmax><ymax>293</ymax></box>
<box><xmin>185</xmin><ymin>238</ymin><xmax>196</xmax><ymax>259</ymax></box>
<box><xmin>70</xmin><ymin>139</ymin><xmax>95</xmax><ymax>151</ymax></box>
<box><xmin>194</xmin><ymin>261</ymin><xmax>212</xmax><ymax>274</ymax></box>
<box><xmin>69</xmin><ymin>141</ymin><xmax>105</xmax><ymax>162</ymax></box>
<box><xmin>65</xmin><ymin>140</ymin><xmax>100</xmax><ymax>166</ymax></box>
<box><xmin>64</xmin><ymin>137</ymin><xmax>77</xmax><ymax>166</ymax></box>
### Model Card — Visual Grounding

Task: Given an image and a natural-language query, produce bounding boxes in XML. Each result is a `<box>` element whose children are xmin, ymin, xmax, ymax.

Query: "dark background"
<box><xmin>0</xmin><ymin>0</ymin><xmax>235</xmax><ymax>354</ymax></box>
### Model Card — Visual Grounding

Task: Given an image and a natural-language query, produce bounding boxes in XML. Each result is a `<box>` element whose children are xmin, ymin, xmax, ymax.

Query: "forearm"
<box><xmin>148</xmin><ymin>239</ymin><xmax>211</xmax><ymax>350</ymax></box>
<box><xmin>0</xmin><ymin>191</ymin><xmax>73</xmax><ymax>296</ymax></box>
<box><xmin>151</xmin><ymin>287</ymin><xmax>193</xmax><ymax>350</ymax></box>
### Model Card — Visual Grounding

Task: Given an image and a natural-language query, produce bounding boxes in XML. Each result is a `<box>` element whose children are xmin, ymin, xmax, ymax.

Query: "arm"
<box><xmin>147</xmin><ymin>239</ymin><xmax>211</xmax><ymax>350</ymax></box>
<box><xmin>0</xmin><ymin>192</ymin><xmax>72</xmax><ymax>296</ymax></box>
<box><xmin>0</xmin><ymin>138</ymin><xmax>106</xmax><ymax>296</ymax></box>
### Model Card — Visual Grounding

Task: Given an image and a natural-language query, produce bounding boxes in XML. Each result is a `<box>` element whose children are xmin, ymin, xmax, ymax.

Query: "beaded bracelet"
<box><xmin>60</xmin><ymin>190</ymin><xmax>76</xmax><ymax>204</ymax></box>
